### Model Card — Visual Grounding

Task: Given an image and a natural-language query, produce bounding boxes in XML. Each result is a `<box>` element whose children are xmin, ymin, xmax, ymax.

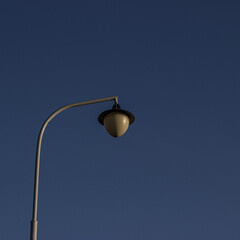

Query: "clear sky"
<box><xmin>0</xmin><ymin>0</ymin><xmax>240</xmax><ymax>239</ymax></box>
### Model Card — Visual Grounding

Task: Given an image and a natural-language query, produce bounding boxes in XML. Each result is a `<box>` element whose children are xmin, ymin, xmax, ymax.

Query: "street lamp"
<box><xmin>30</xmin><ymin>96</ymin><xmax>135</xmax><ymax>240</ymax></box>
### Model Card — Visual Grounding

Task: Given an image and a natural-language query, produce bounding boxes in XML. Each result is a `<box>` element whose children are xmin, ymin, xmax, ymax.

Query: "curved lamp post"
<box><xmin>30</xmin><ymin>96</ymin><xmax>135</xmax><ymax>240</ymax></box>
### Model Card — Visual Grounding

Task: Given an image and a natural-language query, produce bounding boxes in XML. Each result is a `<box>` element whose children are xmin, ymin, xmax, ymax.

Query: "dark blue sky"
<box><xmin>0</xmin><ymin>0</ymin><xmax>240</xmax><ymax>239</ymax></box>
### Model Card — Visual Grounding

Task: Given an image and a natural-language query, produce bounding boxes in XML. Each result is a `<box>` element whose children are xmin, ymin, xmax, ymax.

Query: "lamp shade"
<box><xmin>98</xmin><ymin>104</ymin><xmax>135</xmax><ymax>137</ymax></box>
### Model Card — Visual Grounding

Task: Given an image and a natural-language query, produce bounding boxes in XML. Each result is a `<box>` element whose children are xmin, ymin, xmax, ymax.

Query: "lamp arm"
<box><xmin>30</xmin><ymin>96</ymin><xmax>118</xmax><ymax>240</ymax></box>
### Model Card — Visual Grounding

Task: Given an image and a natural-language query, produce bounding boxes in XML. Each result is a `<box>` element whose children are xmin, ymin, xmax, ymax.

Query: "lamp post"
<box><xmin>30</xmin><ymin>96</ymin><xmax>135</xmax><ymax>240</ymax></box>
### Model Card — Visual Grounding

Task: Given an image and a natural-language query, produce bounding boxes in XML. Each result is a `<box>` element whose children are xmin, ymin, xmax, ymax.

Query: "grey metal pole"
<box><xmin>30</xmin><ymin>96</ymin><xmax>118</xmax><ymax>240</ymax></box>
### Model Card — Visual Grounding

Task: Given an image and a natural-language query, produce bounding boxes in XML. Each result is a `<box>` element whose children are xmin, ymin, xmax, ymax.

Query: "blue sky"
<box><xmin>0</xmin><ymin>0</ymin><xmax>240</xmax><ymax>239</ymax></box>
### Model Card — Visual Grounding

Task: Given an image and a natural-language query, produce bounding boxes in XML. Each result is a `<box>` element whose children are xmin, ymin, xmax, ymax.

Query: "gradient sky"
<box><xmin>0</xmin><ymin>1</ymin><xmax>240</xmax><ymax>239</ymax></box>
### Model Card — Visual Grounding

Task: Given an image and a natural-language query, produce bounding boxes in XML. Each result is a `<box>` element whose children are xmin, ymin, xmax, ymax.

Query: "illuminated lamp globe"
<box><xmin>98</xmin><ymin>104</ymin><xmax>135</xmax><ymax>137</ymax></box>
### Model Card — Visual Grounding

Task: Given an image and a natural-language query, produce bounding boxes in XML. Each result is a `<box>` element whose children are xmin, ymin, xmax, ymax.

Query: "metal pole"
<box><xmin>30</xmin><ymin>96</ymin><xmax>118</xmax><ymax>240</ymax></box>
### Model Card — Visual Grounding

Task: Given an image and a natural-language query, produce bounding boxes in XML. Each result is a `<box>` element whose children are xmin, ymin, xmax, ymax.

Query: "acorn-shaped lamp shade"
<box><xmin>98</xmin><ymin>104</ymin><xmax>135</xmax><ymax>137</ymax></box>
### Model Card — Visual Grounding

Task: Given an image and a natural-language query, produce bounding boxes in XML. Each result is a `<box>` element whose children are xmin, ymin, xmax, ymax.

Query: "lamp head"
<box><xmin>98</xmin><ymin>104</ymin><xmax>135</xmax><ymax>137</ymax></box>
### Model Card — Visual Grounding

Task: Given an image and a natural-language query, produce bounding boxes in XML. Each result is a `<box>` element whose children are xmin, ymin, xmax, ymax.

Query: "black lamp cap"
<box><xmin>98</xmin><ymin>104</ymin><xmax>135</xmax><ymax>125</ymax></box>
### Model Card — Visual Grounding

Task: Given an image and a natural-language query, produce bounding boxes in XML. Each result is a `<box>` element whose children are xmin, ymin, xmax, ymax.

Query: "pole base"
<box><xmin>30</xmin><ymin>220</ymin><xmax>38</xmax><ymax>240</ymax></box>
